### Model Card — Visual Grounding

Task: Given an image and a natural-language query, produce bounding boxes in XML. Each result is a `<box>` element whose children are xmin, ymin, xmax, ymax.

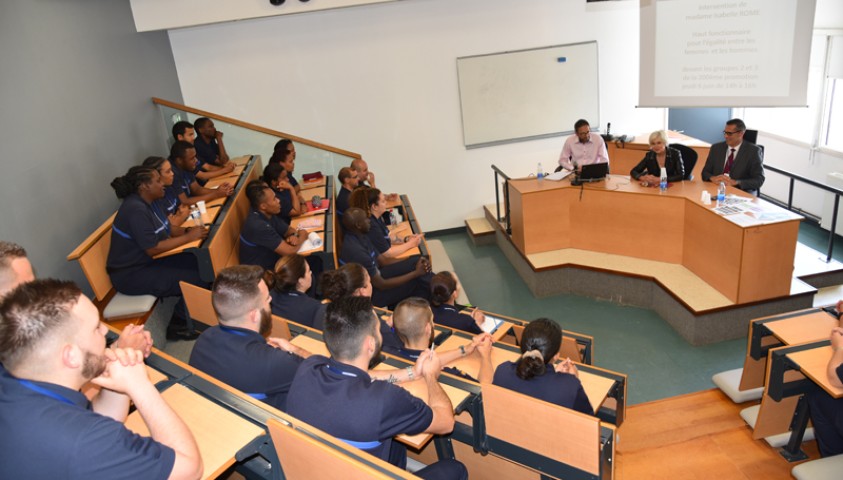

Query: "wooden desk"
<box><xmin>606</xmin><ymin>130</ymin><xmax>710</xmax><ymax>179</ymax></box>
<box><xmin>740</xmin><ymin>309</ymin><xmax>838</xmax><ymax>390</ymax></box>
<box><xmin>291</xmin><ymin>214</ymin><xmax>325</xmax><ymax>232</ymax></box>
<box><xmin>124</xmin><ymin>383</ymin><xmax>264</xmax><ymax>479</ymax></box>
<box><xmin>787</xmin><ymin>346</ymin><xmax>843</xmax><ymax>398</ymax></box>
<box><xmin>507</xmin><ymin>176</ymin><xmax>801</xmax><ymax>303</ymax></box>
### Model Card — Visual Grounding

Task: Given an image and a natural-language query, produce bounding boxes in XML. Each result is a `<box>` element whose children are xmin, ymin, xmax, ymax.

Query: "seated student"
<box><xmin>388</xmin><ymin>297</ymin><xmax>492</xmax><ymax>382</ymax></box>
<box><xmin>429</xmin><ymin>272</ymin><xmax>485</xmax><ymax>335</ymax></box>
<box><xmin>106</xmin><ymin>166</ymin><xmax>209</xmax><ymax>340</ymax></box>
<box><xmin>479</xmin><ymin>318</ymin><xmax>592</xmax><ymax>415</ymax></box>
<box><xmin>630</xmin><ymin>130</ymin><xmax>685</xmax><ymax>186</ymax></box>
<box><xmin>1</xmin><ymin>241</ymin><xmax>152</xmax><ymax>356</ymax></box>
<box><xmin>239</xmin><ymin>181</ymin><xmax>310</xmax><ymax>272</ymax></box>
<box><xmin>143</xmin><ymin>156</ymin><xmax>190</xmax><ymax>225</ymax></box>
<box><xmin>189</xmin><ymin>265</ymin><xmax>311</xmax><ymax>411</ymax></box>
<box><xmin>351</xmin><ymin>158</ymin><xmax>377</xmax><ymax>189</ymax></box>
<box><xmin>340</xmin><ymin>207</ymin><xmax>432</xmax><ymax>309</ymax></box>
<box><xmin>350</xmin><ymin>187</ymin><xmax>422</xmax><ymax>259</ymax></box>
<box><xmin>174</xmin><ymin>120</ymin><xmax>234</xmax><ymax>185</ymax></box>
<box><xmin>270</xmin><ymin>254</ymin><xmax>322</xmax><ymax>328</ymax></box>
<box><xmin>807</xmin><ymin>303</ymin><xmax>843</xmax><ymax>457</ymax></box>
<box><xmin>0</xmin><ymin>241</ymin><xmax>34</xmax><ymax>298</ymax></box>
<box><xmin>0</xmin><ymin>279</ymin><xmax>202</xmax><ymax>480</ymax></box>
<box><xmin>192</xmin><ymin>117</ymin><xmax>230</xmax><ymax>167</ymax></box>
<box><xmin>263</xmin><ymin>163</ymin><xmax>301</xmax><ymax>224</ymax></box>
<box><xmin>287</xmin><ymin>296</ymin><xmax>468</xmax><ymax>480</ymax></box>
<box><xmin>319</xmin><ymin>263</ymin><xmax>402</xmax><ymax>351</ymax></box>
<box><xmin>270</xmin><ymin>139</ymin><xmax>300</xmax><ymax>191</ymax></box>
<box><xmin>335</xmin><ymin>166</ymin><xmax>359</xmax><ymax>217</ymax></box>
<box><xmin>170</xmin><ymin>140</ymin><xmax>234</xmax><ymax>206</ymax></box>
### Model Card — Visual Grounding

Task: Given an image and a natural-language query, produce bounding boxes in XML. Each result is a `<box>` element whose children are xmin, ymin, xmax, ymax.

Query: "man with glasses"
<box><xmin>701</xmin><ymin>118</ymin><xmax>764</xmax><ymax>195</ymax></box>
<box><xmin>557</xmin><ymin>118</ymin><xmax>610</xmax><ymax>172</ymax></box>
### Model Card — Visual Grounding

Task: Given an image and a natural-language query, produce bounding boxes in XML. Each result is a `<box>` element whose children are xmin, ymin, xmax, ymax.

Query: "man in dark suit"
<box><xmin>701</xmin><ymin>118</ymin><xmax>764</xmax><ymax>195</ymax></box>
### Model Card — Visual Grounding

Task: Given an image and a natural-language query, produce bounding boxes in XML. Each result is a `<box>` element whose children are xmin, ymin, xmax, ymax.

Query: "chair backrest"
<box><xmin>67</xmin><ymin>213</ymin><xmax>118</xmax><ymax>302</ymax></box>
<box><xmin>179</xmin><ymin>281</ymin><xmax>292</xmax><ymax>339</ymax></box>
<box><xmin>669</xmin><ymin>143</ymin><xmax>698</xmax><ymax>181</ymax></box>
<box><xmin>267</xmin><ymin>417</ymin><xmax>418</xmax><ymax>480</ymax></box>
<box><xmin>482</xmin><ymin>382</ymin><xmax>609</xmax><ymax>477</ymax></box>
<box><xmin>744</xmin><ymin>129</ymin><xmax>759</xmax><ymax>144</ymax></box>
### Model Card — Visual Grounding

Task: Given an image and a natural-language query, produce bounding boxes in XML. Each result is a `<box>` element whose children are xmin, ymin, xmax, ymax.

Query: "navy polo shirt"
<box><xmin>274</xmin><ymin>188</ymin><xmax>294</xmax><ymax>224</ymax></box>
<box><xmin>270</xmin><ymin>290</ymin><xmax>323</xmax><ymax>328</ymax></box>
<box><xmin>339</xmin><ymin>233</ymin><xmax>379</xmax><ymax>278</ymax></box>
<box><xmin>107</xmin><ymin>193</ymin><xmax>170</xmax><ymax>272</ymax></box>
<box><xmin>368</xmin><ymin>215</ymin><xmax>392</xmax><ymax>255</ymax></box>
<box><xmin>240</xmin><ymin>209</ymin><xmax>291</xmax><ymax>271</ymax></box>
<box><xmin>431</xmin><ymin>304</ymin><xmax>483</xmax><ymax>335</ymax></box>
<box><xmin>287</xmin><ymin>355</ymin><xmax>432</xmax><ymax>467</ymax></box>
<box><xmin>171</xmin><ymin>163</ymin><xmax>195</xmax><ymax>199</ymax></box>
<box><xmin>287</xmin><ymin>172</ymin><xmax>299</xmax><ymax>189</ymax></box>
<box><xmin>0</xmin><ymin>369</ymin><xmax>175</xmax><ymax>479</ymax></box>
<box><xmin>194</xmin><ymin>135</ymin><xmax>220</xmax><ymax>167</ymax></box>
<box><xmin>336</xmin><ymin>187</ymin><xmax>352</xmax><ymax>215</ymax></box>
<box><xmin>189</xmin><ymin>325</ymin><xmax>303</xmax><ymax>411</ymax></box>
<box><xmin>157</xmin><ymin>186</ymin><xmax>182</xmax><ymax>217</ymax></box>
<box><xmin>493</xmin><ymin>361</ymin><xmax>593</xmax><ymax>415</ymax></box>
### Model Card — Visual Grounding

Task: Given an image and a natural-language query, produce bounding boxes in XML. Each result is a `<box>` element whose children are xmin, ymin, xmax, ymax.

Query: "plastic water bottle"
<box><xmin>659</xmin><ymin>167</ymin><xmax>668</xmax><ymax>193</ymax></box>
<box><xmin>537</xmin><ymin>162</ymin><xmax>544</xmax><ymax>181</ymax></box>
<box><xmin>190</xmin><ymin>205</ymin><xmax>204</xmax><ymax>227</ymax></box>
<box><xmin>717</xmin><ymin>181</ymin><xmax>726</xmax><ymax>207</ymax></box>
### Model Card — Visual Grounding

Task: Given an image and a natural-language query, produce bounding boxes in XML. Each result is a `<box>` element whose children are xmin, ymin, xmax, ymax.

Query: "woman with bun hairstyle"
<box><xmin>106</xmin><ymin>165</ymin><xmax>209</xmax><ymax>340</ymax></box>
<box><xmin>142</xmin><ymin>155</ymin><xmax>190</xmax><ymax>225</ymax></box>
<box><xmin>317</xmin><ymin>263</ymin><xmax>403</xmax><ymax>351</ymax></box>
<box><xmin>270</xmin><ymin>254</ymin><xmax>321</xmax><ymax>328</ymax></box>
<box><xmin>429</xmin><ymin>271</ymin><xmax>485</xmax><ymax>334</ymax></box>
<box><xmin>481</xmin><ymin>318</ymin><xmax>592</xmax><ymax>415</ymax></box>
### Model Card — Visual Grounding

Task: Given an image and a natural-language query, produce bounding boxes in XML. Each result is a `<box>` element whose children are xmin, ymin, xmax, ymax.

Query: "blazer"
<box><xmin>630</xmin><ymin>147</ymin><xmax>685</xmax><ymax>183</ymax></box>
<box><xmin>701</xmin><ymin>141</ymin><xmax>764</xmax><ymax>193</ymax></box>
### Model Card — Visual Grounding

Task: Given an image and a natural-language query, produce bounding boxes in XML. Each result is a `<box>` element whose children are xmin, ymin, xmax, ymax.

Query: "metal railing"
<box><xmin>761</xmin><ymin>164</ymin><xmax>843</xmax><ymax>262</ymax></box>
<box><xmin>491</xmin><ymin>165</ymin><xmax>512</xmax><ymax>234</ymax></box>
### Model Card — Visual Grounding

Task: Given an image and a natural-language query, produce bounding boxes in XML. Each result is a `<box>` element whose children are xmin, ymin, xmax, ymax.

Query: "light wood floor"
<box><xmin>616</xmin><ymin>389</ymin><xmax>819</xmax><ymax>479</ymax></box>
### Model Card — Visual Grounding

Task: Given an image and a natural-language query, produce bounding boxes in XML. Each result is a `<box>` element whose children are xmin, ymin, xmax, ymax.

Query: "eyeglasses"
<box><xmin>723</xmin><ymin>130</ymin><xmax>743</xmax><ymax>136</ymax></box>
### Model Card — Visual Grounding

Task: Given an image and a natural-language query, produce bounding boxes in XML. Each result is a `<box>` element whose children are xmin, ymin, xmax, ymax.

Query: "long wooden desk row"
<box><xmin>507</xmin><ymin>176</ymin><xmax>802</xmax><ymax>304</ymax></box>
<box><xmin>180</xmin><ymin>281</ymin><xmax>622</xmax><ymax>479</ymax></box>
<box><xmin>286</xmin><ymin>323</ymin><xmax>622</xmax><ymax>479</ymax></box>
<box><xmin>107</xmin><ymin>328</ymin><xmax>417</xmax><ymax>480</ymax></box>
<box><xmin>733</xmin><ymin>307</ymin><xmax>842</xmax><ymax>461</ymax></box>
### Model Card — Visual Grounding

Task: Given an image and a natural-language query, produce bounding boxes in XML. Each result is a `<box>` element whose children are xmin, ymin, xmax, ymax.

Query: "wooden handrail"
<box><xmin>152</xmin><ymin>97</ymin><xmax>362</xmax><ymax>160</ymax></box>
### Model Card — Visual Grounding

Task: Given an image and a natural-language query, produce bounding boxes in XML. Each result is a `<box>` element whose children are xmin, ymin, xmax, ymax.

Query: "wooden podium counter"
<box><xmin>507</xmin><ymin>177</ymin><xmax>801</xmax><ymax>304</ymax></box>
<box><xmin>607</xmin><ymin>131</ymin><xmax>711</xmax><ymax>179</ymax></box>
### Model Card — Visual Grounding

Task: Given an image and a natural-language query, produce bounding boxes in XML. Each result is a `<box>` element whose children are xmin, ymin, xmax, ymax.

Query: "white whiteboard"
<box><xmin>457</xmin><ymin>42</ymin><xmax>600</xmax><ymax>149</ymax></box>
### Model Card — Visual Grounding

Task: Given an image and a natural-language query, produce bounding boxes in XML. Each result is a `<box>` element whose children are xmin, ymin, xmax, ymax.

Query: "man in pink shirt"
<box><xmin>557</xmin><ymin>119</ymin><xmax>610</xmax><ymax>172</ymax></box>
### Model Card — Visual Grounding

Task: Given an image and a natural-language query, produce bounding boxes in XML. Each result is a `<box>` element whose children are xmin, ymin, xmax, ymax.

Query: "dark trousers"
<box><xmin>808</xmin><ymin>384</ymin><xmax>843</xmax><ymax>457</ymax></box>
<box><xmin>110</xmin><ymin>253</ymin><xmax>209</xmax><ymax>327</ymax></box>
<box><xmin>387</xmin><ymin>443</ymin><xmax>467</xmax><ymax>480</ymax></box>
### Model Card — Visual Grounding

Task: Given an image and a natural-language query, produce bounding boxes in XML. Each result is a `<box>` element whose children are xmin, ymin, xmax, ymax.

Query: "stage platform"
<box><xmin>484</xmin><ymin>205</ymin><xmax>842</xmax><ymax>345</ymax></box>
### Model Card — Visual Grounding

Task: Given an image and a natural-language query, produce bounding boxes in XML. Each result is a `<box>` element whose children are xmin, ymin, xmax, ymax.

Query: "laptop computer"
<box><xmin>571</xmin><ymin>162</ymin><xmax>609</xmax><ymax>185</ymax></box>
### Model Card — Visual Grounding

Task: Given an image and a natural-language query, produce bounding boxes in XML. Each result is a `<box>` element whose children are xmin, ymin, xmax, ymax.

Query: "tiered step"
<box><xmin>465</xmin><ymin>217</ymin><xmax>495</xmax><ymax>246</ymax></box>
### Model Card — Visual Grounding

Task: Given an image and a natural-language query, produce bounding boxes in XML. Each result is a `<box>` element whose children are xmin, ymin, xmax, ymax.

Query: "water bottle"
<box><xmin>717</xmin><ymin>181</ymin><xmax>726</xmax><ymax>207</ymax></box>
<box><xmin>659</xmin><ymin>167</ymin><xmax>668</xmax><ymax>193</ymax></box>
<box><xmin>190</xmin><ymin>205</ymin><xmax>204</xmax><ymax>227</ymax></box>
<box><xmin>537</xmin><ymin>162</ymin><xmax>544</xmax><ymax>181</ymax></box>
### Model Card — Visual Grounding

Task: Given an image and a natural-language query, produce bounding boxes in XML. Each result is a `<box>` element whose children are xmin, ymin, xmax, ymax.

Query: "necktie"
<box><xmin>724</xmin><ymin>148</ymin><xmax>735</xmax><ymax>174</ymax></box>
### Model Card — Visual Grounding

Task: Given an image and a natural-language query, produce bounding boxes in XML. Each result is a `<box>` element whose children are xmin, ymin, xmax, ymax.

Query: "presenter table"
<box><xmin>507</xmin><ymin>177</ymin><xmax>801</xmax><ymax>304</ymax></box>
<box><xmin>606</xmin><ymin>130</ymin><xmax>710</xmax><ymax>179</ymax></box>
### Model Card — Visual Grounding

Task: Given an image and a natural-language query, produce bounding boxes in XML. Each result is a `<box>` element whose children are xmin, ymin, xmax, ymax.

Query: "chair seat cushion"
<box><xmin>713</xmin><ymin>368</ymin><xmax>763</xmax><ymax>403</ymax></box>
<box><xmin>740</xmin><ymin>405</ymin><xmax>814</xmax><ymax>448</ymax></box>
<box><xmin>792</xmin><ymin>453</ymin><xmax>843</xmax><ymax>480</ymax></box>
<box><xmin>103</xmin><ymin>292</ymin><xmax>157</xmax><ymax>319</ymax></box>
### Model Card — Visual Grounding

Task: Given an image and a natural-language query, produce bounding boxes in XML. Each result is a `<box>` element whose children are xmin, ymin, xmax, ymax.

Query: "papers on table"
<box><xmin>297</xmin><ymin>232</ymin><xmax>323</xmax><ymax>253</ymax></box>
<box><xmin>712</xmin><ymin>195</ymin><xmax>793</xmax><ymax>226</ymax></box>
<box><xmin>544</xmin><ymin>170</ymin><xmax>573</xmax><ymax>181</ymax></box>
<box><xmin>481</xmin><ymin>314</ymin><xmax>505</xmax><ymax>334</ymax></box>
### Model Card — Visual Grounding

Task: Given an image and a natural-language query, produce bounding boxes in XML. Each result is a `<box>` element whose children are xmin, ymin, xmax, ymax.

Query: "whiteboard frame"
<box><xmin>457</xmin><ymin>41</ymin><xmax>600</xmax><ymax>150</ymax></box>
